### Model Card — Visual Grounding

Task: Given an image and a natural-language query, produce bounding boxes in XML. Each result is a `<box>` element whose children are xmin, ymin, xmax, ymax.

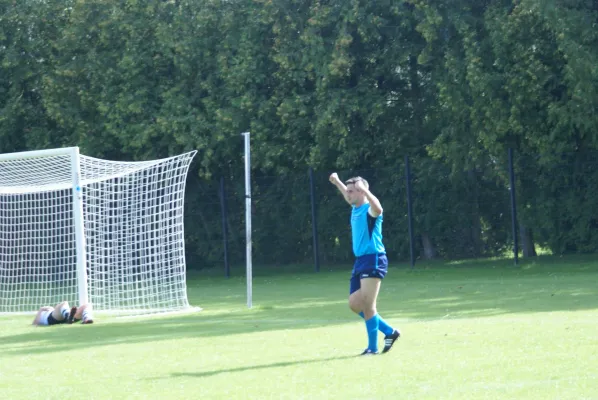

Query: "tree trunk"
<box><xmin>421</xmin><ymin>233</ymin><xmax>437</xmax><ymax>260</ymax></box>
<box><xmin>519</xmin><ymin>222</ymin><xmax>537</xmax><ymax>257</ymax></box>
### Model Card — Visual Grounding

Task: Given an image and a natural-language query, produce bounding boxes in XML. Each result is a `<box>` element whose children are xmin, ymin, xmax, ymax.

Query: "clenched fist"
<box><xmin>329</xmin><ymin>172</ymin><xmax>339</xmax><ymax>184</ymax></box>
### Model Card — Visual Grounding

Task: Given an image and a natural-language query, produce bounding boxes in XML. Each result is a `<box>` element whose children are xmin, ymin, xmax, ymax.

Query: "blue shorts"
<box><xmin>349</xmin><ymin>253</ymin><xmax>388</xmax><ymax>295</ymax></box>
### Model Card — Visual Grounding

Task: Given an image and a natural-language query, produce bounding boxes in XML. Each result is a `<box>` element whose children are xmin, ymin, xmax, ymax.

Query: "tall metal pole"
<box><xmin>508</xmin><ymin>148</ymin><xmax>519</xmax><ymax>265</ymax></box>
<box><xmin>405</xmin><ymin>155</ymin><xmax>416</xmax><ymax>268</ymax></box>
<box><xmin>219</xmin><ymin>176</ymin><xmax>230</xmax><ymax>278</ymax></box>
<box><xmin>242</xmin><ymin>132</ymin><xmax>253</xmax><ymax>308</ymax></box>
<box><xmin>309</xmin><ymin>167</ymin><xmax>320</xmax><ymax>272</ymax></box>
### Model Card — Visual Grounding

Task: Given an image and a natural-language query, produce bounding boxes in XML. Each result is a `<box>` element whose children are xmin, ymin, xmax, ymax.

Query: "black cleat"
<box><xmin>360</xmin><ymin>348</ymin><xmax>379</xmax><ymax>356</ymax></box>
<box><xmin>382</xmin><ymin>329</ymin><xmax>401</xmax><ymax>353</ymax></box>
<box><xmin>67</xmin><ymin>307</ymin><xmax>77</xmax><ymax>324</ymax></box>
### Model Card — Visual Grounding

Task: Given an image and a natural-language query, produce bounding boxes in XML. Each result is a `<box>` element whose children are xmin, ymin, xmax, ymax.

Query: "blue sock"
<box><xmin>377</xmin><ymin>314</ymin><xmax>394</xmax><ymax>336</ymax></box>
<box><xmin>359</xmin><ymin>312</ymin><xmax>393</xmax><ymax>336</ymax></box>
<box><xmin>365</xmin><ymin>315</ymin><xmax>379</xmax><ymax>352</ymax></box>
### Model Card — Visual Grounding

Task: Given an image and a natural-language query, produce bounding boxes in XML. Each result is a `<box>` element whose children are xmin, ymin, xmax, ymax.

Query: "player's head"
<box><xmin>345</xmin><ymin>177</ymin><xmax>368</xmax><ymax>205</ymax></box>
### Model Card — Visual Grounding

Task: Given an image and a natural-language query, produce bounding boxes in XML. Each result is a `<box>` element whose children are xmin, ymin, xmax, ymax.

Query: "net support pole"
<box><xmin>508</xmin><ymin>148</ymin><xmax>519</xmax><ymax>266</ymax></box>
<box><xmin>309</xmin><ymin>167</ymin><xmax>320</xmax><ymax>273</ymax></box>
<box><xmin>70</xmin><ymin>147</ymin><xmax>89</xmax><ymax>305</ymax></box>
<box><xmin>242</xmin><ymin>132</ymin><xmax>253</xmax><ymax>308</ymax></box>
<box><xmin>405</xmin><ymin>155</ymin><xmax>416</xmax><ymax>269</ymax></box>
<box><xmin>219</xmin><ymin>176</ymin><xmax>230</xmax><ymax>279</ymax></box>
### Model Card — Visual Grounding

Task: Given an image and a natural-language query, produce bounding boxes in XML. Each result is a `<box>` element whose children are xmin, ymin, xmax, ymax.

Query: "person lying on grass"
<box><xmin>32</xmin><ymin>301</ymin><xmax>94</xmax><ymax>326</ymax></box>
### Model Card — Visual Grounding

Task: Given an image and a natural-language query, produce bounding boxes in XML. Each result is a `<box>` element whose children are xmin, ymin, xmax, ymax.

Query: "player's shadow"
<box><xmin>167</xmin><ymin>354</ymin><xmax>358</xmax><ymax>379</ymax></box>
<box><xmin>0</xmin><ymin>303</ymin><xmax>355</xmax><ymax>357</ymax></box>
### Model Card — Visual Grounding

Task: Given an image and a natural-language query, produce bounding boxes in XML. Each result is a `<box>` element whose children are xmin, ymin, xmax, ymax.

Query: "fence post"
<box><xmin>219</xmin><ymin>176</ymin><xmax>231</xmax><ymax>277</ymax></box>
<box><xmin>405</xmin><ymin>156</ymin><xmax>415</xmax><ymax>268</ymax></box>
<box><xmin>309</xmin><ymin>167</ymin><xmax>320</xmax><ymax>273</ymax></box>
<box><xmin>508</xmin><ymin>148</ymin><xmax>519</xmax><ymax>265</ymax></box>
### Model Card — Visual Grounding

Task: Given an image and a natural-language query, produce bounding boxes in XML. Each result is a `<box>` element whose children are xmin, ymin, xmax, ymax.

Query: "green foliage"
<box><xmin>1</xmin><ymin>0</ymin><xmax>597</xmax><ymax>267</ymax></box>
<box><xmin>0</xmin><ymin>0</ymin><xmax>69</xmax><ymax>152</ymax></box>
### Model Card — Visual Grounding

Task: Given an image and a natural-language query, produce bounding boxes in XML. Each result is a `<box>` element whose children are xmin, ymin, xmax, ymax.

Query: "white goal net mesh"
<box><xmin>0</xmin><ymin>149</ymin><xmax>196</xmax><ymax>315</ymax></box>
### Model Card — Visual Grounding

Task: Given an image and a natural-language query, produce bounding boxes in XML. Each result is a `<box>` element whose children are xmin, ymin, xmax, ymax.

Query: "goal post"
<box><xmin>0</xmin><ymin>146</ymin><xmax>197</xmax><ymax>316</ymax></box>
<box><xmin>70</xmin><ymin>147</ymin><xmax>89</xmax><ymax>307</ymax></box>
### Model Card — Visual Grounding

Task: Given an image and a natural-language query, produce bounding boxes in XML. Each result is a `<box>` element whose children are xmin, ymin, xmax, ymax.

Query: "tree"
<box><xmin>0</xmin><ymin>0</ymin><xmax>70</xmax><ymax>153</ymax></box>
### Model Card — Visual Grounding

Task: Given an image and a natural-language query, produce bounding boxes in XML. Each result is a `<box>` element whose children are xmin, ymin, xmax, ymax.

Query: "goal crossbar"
<box><xmin>0</xmin><ymin>146</ymin><xmax>74</xmax><ymax>162</ymax></box>
<box><xmin>0</xmin><ymin>150</ymin><xmax>191</xmax><ymax>195</ymax></box>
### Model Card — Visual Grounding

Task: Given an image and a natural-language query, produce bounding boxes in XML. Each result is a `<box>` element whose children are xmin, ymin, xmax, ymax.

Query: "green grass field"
<box><xmin>1</xmin><ymin>256</ymin><xmax>597</xmax><ymax>399</ymax></box>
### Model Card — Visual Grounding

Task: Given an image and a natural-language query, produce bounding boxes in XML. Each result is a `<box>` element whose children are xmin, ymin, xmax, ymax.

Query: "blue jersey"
<box><xmin>351</xmin><ymin>203</ymin><xmax>385</xmax><ymax>257</ymax></box>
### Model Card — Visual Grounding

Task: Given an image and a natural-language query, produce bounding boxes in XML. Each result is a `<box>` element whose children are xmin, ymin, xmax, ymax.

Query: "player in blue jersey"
<box><xmin>329</xmin><ymin>173</ymin><xmax>400</xmax><ymax>355</ymax></box>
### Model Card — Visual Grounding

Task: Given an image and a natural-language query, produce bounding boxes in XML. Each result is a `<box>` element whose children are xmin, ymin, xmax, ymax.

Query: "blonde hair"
<box><xmin>345</xmin><ymin>176</ymin><xmax>369</xmax><ymax>189</ymax></box>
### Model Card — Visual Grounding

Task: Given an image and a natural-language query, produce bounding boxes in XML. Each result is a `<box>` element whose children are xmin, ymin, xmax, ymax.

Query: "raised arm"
<box><xmin>354</xmin><ymin>179</ymin><xmax>383</xmax><ymax>217</ymax></box>
<box><xmin>329</xmin><ymin>173</ymin><xmax>351</xmax><ymax>205</ymax></box>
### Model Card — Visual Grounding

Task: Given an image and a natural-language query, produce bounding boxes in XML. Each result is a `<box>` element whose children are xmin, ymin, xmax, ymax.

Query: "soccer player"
<box><xmin>32</xmin><ymin>301</ymin><xmax>94</xmax><ymax>326</ymax></box>
<box><xmin>329</xmin><ymin>173</ymin><xmax>401</xmax><ymax>355</ymax></box>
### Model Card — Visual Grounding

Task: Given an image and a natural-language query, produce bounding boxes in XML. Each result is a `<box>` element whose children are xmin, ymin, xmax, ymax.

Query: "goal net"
<box><xmin>0</xmin><ymin>147</ymin><xmax>197</xmax><ymax>316</ymax></box>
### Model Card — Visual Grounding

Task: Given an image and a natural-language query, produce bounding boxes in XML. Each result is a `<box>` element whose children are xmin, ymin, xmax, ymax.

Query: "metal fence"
<box><xmin>183</xmin><ymin>149</ymin><xmax>598</xmax><ymax>274</ymax></box>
